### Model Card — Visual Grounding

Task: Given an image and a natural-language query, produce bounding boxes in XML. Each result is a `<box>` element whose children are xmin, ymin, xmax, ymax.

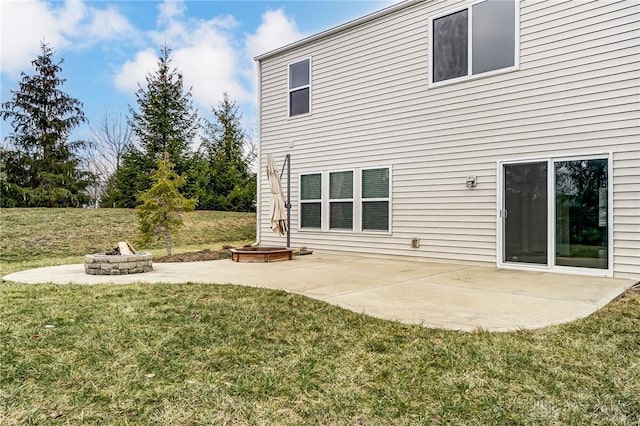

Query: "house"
<box><xmin>254</xmin><ymin>0</ymin><xmax>640</xmax><ymax>280</ymax></box>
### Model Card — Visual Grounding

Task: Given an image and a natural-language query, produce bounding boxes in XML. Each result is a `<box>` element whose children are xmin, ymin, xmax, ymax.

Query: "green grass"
<box><xmin>1</xmin><ymin>207</ymin><xmax>639</xmax><ymax>424</ymax></box>
<box><xmin>0</xmin><ymin>208</ymin><xmax>256</xmax><ymax>275</ymax></box>
<box><xmin>1</xmin><ymin>283</ymin><xmax>639</xmax><ymax>425</ymax></box>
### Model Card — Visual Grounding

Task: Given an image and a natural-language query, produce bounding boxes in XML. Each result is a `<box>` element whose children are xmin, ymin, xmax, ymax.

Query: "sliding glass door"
<box><xmin>503</xmin><ymin>162</ymin><xmax>548</xmax><ymax>264</ymax></box>
<box><xmin>501</xmin><ymin>157</ymin><xmax>609</xmax><ymax>272</ymax></box>
<box><xmin>554</xmin><ymin>159</ymin><xmax>608</xmax><ymax>269</ymax></box>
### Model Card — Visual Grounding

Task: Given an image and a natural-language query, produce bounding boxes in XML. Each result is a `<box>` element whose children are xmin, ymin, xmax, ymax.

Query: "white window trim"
<box><xmin>287</xmin><ymin>57</ymin><xmax>312</xmax><ymax>119</ymax></box>
<box><xmin>360</xmin><ymin>166</ymin><xmax>392</xmax><ymax>233</ymax></box>
<box><xmin>297</xmin><ymin>166</ymin><xmax>392</xmax><ymax>235</ymax></box>
<box><xmin>298</xmin><ymin>172</ymin><xmax>322</xmax><ymax>230</ymax></box>
<box><xmin>428</xmin><ymin>0</ymin><xmax>520</xmax><ymax>88</ymax></box>
<box><xmin>496</xmin><ymin>153</ymin><xmax>613</xmax><ymax>277</ymax></box>
<box><xmin>329</xmin><ymin>169</ymin><xmax>355</xmax><ymax>232</ymax></box>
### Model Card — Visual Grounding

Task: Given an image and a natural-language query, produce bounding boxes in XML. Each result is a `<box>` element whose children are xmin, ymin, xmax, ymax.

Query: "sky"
<box><xmin>0</xmin><ymin>0</ymin><xmax>393</xmax><ymax>145</ymax></box>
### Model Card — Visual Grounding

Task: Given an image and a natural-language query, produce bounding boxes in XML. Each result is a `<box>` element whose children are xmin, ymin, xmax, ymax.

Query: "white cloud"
<box><xmin>113</xmin><ymin>48</ymin><xmax>157</xmax><ymax>93</ymax></box>
<box><xmin>244</xmin><ymin>9</ymin><xmax>305</xmax><ymax>59</ymax></box>
<box><xmin>1</xmin><ymin>0</ymin><xmax>68</xmax><ymax>73</ymax></box>
<box><xmin>241</xmin><ymin>9</ymin><xmax>305</xmax><ymax>104</ymax></box>
<box><xmin>58</xmin><ymin>0</ymin><xmax>87</xmax><ymax>33</ymax></box>
<box><xmin>85</xmin><ymin>6</ymin><xmax>137</xmax><ymax>42</ymax></box>
<box><xmin>0</xmin><ymin>0</ymin><xmax>135</xmax><ymax>75</ymax></box>
<box><xmin>111</xmin><ymin>3</ymin><xmax>305</xmax><ymax>128</ymax></box>
<box><xmin>174</xmin><ymin>43</ymin><xmax>249</xmax><ymax>109</ymax></box>
<box><xmin>157</xmin><ymin>0</ymin><xmax>185</xmax><ymax>26</ymax></box>
<box><xmin>115</xmin><ymin>1</ymin><xmax>250</xmax><ymax>111</ymax></box>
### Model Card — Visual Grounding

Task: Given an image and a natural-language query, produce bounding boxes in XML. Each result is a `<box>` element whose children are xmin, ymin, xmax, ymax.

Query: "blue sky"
<box><xmin>1</xmin><ymin>0</ymin><xmax>393</xmax><ymax>145</ymax></box>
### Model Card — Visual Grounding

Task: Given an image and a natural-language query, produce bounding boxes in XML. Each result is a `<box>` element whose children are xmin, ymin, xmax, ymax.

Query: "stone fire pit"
<box><xmin>84</xmin><ymin>252</ymin><xmax>153</xmax><ymax>275</ymax></box>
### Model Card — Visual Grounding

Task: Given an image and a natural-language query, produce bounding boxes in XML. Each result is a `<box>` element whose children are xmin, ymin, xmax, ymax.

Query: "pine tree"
<box><xmin>0</xmin><ymin>42</ymin><xmax>93</xmax><ymax>207</ymax></box>
<box><xmin>200</xmin><ymin>92</ymin><xmax>256</xmax><ymax>211</ymax></box>
<box><xmin>136</xmin><ymin>152</ymin><xmax>196</xmax><ymax>256</ymax></box>
<box><xmin>101</xmin><ymin>146</ymin><xmax>145</xmax><ymax>208</ymax></box>
<box><xmin>106</xmin><ymin>45</ymin><xmax>199</xmax><ymax>208</ymax></box>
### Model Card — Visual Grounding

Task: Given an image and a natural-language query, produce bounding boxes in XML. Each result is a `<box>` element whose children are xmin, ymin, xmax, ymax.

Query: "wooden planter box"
<box><xmin>230</xmin><ymin>247</ymin><xmax>293</xmax><ymax>263</ymax></box>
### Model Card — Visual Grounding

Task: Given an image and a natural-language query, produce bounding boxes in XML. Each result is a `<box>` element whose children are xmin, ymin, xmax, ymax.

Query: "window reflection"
<box><xmin>555</xmin><ymin>159</ymin><xmax>608</xmax><ymax>269</ymax></box>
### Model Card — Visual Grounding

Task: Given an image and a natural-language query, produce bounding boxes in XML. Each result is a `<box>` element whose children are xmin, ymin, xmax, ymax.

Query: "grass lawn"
<box><xmin>1</xmin><ymin>208</ymin><xmax>639</xmax><ymax>424</ymax></box>
<box><xmin>0</xmin><ymin>208</ymin><xmax>256</xmax><ymax>275</ymax></box>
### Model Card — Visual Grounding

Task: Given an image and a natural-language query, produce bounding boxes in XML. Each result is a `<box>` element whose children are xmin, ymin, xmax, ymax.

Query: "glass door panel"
<box><xmin>503</xmin><ymin>162</ymin><xmax>548</xmax><ymax>264</ymax></box>
<box><xmin>555</xmin><ymin>159</ymin><xmax>608</xmax><ymax>269</ymax></box>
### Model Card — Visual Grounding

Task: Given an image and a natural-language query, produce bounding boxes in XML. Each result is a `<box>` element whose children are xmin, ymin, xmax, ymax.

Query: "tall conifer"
<box><xmin>200</xmin><ymin>93</ymin><xmax>255</xmax><ymax>211</ymax></box>
<box><xmin>104</xmin><ymin>45</ymin><xmax>199</xmax><ymax>207</ymax></box>
<box><xmin>0</xmin><ymin>42</ymin><xmax>93</xmax><ymax>207</ymax></box>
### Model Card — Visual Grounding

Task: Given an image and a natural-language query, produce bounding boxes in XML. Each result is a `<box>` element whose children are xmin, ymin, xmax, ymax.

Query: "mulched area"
<box><xmin>153</xmin><ymin>248</ymin><xmax>231</xmax><ymax>263</ymax></box>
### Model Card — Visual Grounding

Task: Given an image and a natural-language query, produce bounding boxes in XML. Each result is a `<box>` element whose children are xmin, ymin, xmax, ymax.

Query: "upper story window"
<box><xmin>430</xmin><ymin>0</ymin><xmax>517</xmax><ymax>86</ymax></box>
<box><xmin>289</xmin><ymin>58</ymin><xmax>310</xmax><ymax>117</ymax></box>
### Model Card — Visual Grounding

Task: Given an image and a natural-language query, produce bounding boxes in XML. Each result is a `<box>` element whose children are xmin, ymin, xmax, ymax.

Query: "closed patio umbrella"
<box><xmin>267</xmin><ymin>154</ymin><xmax>288</xmax><ymax>236</ymax></box>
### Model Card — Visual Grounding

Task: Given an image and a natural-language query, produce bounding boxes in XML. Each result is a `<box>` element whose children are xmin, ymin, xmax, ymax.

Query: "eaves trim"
<box><xmin>254</xmin><ymin>0</ymin><xmax>423</xmax><ymax>62</ymax></box>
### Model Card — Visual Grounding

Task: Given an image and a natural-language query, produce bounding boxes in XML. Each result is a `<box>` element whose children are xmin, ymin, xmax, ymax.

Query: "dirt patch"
<box><xmin>153</xmin><ymin>248</ymin><xmax>231</xmax><ymax>263</ymax></box>
<box><xmin>625</xmin><ymin>283</ymin><xmax>640</xmax><ymax>296</ymax></box>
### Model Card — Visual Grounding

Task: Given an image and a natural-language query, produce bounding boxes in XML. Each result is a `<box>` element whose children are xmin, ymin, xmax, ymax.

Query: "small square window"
<box><xmin>362</xmin><ymin>168</ymin><xmax>389</xmax><ymax>199</ymax></box>
<box><xmin>289</xmin><ymin>60</ymin><xmax>309</xmax><ymax>88</ymax></box>
<box><xmin>330</xmin><ymin>171</ymin><xmax>353</xmax><ymax>199</ymax></box>
<box><xmin>301</xmin><ymin>173</ymin><xmax>321</xmax><ymax>200</ymax></box>
<box><xmin>289</xmin><ymin>89</ymin><xmax>310</xmax><ymax>117</ymax></box>
<box><xmin>362</xmin><ymin>201</ymin><xmax>389</xmax><ymax>231</ymax></box>
<box><xmin>301</xmin><ymin>203</ymin><xmax>321</xmax><ymax>228</ymax></box>
<box><xmin>330</xmin><ymin>202</ymin><xmax>353</xmax><ymax>230</ymax></box>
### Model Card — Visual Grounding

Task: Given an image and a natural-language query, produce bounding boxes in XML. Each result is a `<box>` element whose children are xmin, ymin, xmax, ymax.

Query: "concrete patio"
<box><xmin>3</xmin><ymin>251</ymin><xmax>636</xmax><ymax>332</ymax></box>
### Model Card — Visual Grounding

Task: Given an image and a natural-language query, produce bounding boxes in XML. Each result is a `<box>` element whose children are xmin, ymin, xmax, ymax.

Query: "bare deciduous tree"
<box><xmin>87</xmin><ymin>112</ymin><xmax>133</xmax><ymax>205</ymax></box>
<box><xmin>92</xmin><ymin>112</ymin><xmax>133</xmax><ymax>172</ymax></box>
<box><xmin>244</xmin><ymin>109</ymin><xmax>259</xmax><ymax>173</ymax></box>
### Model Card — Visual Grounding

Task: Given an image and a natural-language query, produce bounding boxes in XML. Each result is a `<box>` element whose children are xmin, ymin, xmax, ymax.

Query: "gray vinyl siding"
<box><xmin>257</xmin><ymin>0</ymin><xmax>640</xmax><ymax>279</ymax></box>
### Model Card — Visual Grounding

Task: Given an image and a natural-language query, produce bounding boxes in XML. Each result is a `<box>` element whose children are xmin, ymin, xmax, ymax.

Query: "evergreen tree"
<box><xmin>136</xmin><ymin>152</ymin><xmax>196</xmax><ymax>256</ymax></box>
<box><xmin>105</xmin><ymin>45</ymin><xmax>199</xmax><ymax>207</ymax></box>
<box><xmin>0</xmin><ymin>42</ymin><xmax>93</xmax><ymax>207</ymax></box>
<box><xmin>101</xmin><ymin>146</ymin><xmax>145</xmax><ymax>208</ymax></box>
<box><xmin>200</xmin><ymin>93</ymin><xmax>256</xmax><ymax>211</ymax></box>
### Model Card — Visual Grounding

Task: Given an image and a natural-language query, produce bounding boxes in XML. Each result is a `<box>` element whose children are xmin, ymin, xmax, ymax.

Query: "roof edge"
<box><xmin>254</xmin><ymin>0</ymin><xmax>422</xmax><ymax>62</ymax></box>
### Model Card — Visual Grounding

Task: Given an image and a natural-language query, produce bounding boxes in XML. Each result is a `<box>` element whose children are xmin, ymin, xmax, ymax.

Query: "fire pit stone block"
<box><xmin>85</xmin><ymin>253</ymin><xmax>153</xmax><ymax>275</ymax></box>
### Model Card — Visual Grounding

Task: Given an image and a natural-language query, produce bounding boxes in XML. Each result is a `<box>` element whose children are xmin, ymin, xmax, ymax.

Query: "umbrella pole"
<box><xmin>286</xmin><ymin>154</ymin><xmax>291</xmax><ymax>248</ymax></box>
<box><xmin>280</xmin><ymin>154</ymin><xmax>291</xmax><ymax>248</ymax></box>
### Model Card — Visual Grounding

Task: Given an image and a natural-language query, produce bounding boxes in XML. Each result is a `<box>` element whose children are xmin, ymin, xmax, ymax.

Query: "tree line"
<box><xmin>0</xmin><ymin>43</ymin><xmax>256</xmax><ymax>212</ymax></box>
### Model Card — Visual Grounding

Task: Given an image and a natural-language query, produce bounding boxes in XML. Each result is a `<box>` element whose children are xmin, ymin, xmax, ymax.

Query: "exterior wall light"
<box><xmin>466</xmin><ymin>176</ymin><xmax>477</xmax><ymax>188</ymax></box>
